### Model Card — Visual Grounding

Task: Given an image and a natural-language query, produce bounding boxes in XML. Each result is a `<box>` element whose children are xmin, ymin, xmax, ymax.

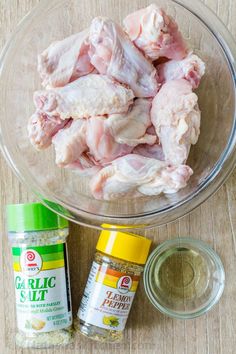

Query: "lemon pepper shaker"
<box><xmin>77</xmin><ymin>228</ymin><xmax>151</xmax><ymax>342</ymax></box>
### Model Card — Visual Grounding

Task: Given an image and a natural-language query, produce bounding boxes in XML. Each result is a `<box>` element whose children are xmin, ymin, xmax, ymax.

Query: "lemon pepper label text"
<box><xmin>101</xmin><ymin>291</ymin><xmax>132</xmax><ymax>310</ymax></box>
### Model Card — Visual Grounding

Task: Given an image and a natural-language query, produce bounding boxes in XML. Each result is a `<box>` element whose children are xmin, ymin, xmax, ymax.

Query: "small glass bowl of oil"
<box><xmin>143</xmin><ymin>238</ymin><xmax>225</xmax><ymax>319</ymax></box>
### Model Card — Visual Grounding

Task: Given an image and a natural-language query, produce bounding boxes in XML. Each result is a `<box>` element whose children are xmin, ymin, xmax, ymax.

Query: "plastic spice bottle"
<box><xmin>77</xmin><ymin>227</ymin><xmax>152</xmax><ymax>342</ymax></box>
<box><xmin>7</xmin><ymin>203</ymin><xmax>73</xmax><ymax>348</ymax></box>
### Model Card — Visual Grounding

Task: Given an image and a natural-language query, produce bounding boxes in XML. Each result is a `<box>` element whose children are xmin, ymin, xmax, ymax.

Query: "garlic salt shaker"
<box><xmin>7</xmin><ymin>203</ymin><xmax>73</xmax><ymax>348</ymax></box>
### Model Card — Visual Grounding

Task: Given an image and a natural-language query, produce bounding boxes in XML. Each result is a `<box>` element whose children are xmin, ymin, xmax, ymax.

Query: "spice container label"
<box><xmin>78</xmin><ymin>261</ymin><xmax>140</xmax><ymax>331</ymax></box>
<box><xmin>12</xmin><ymin>244</ymin><xmax>72</xmax><ymax>333</ymax></box>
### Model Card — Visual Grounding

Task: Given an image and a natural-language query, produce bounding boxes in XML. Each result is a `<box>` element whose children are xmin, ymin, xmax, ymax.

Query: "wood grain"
<box><xmin>1</xmin><ymin>0</ymin><xmax>236</xmax><ymax>353</ymax></box>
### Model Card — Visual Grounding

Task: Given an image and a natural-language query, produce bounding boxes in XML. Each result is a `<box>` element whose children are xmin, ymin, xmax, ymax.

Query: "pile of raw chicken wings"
<box><xmin>28</xmin><ymin>4</ymin><xmax>205</xmax><ymax>201</ymax></box>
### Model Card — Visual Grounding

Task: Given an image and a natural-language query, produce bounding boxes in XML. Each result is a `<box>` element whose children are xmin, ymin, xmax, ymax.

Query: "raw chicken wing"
<box><xmin>151</xmin><ymin>79</ymin><xmax>201</xmax><ymax>165</ymax></box>
<box><xmin>90</xmin><ymin>154</ymin><xmax>193</xmax><ymax>200</ymax></box>
<box><xmin>38</xmin><ymin>29</ymin><xmax>94</xmax><ymax>88</ymax></box>
<box><xmin>34</xmin><ymin>74</ymin><xmax>134</xmax><ymax>120</ymax></box>
<box><xmin>123</xmin><ymin>4</ymin><xmax>187</xmax><ymax>61</ymax></box>
<box><xmin>89</xmin><ymin>17</ymin><xmax>158</xmax><ymax>97</ymax></box>
<box><xmin>86</xmin><ymin>117</ymin><xmax>133</xmax><ymax>164</ymax></box>
<box><xmin>107</xmin><ymin>99</ymin><xmax>156</xmax><ymax>146</ymax></box>
<box><xmin>158</xmin><ymin>53</ymin><xmax>205</xmax><ymax>89</ymax></box>
<box><xmin>28</xmin><ymin>110</ymin><xmax>69</xmax><ymax>150</ymax></box>
<box><xmin>52</xmin><ymin>119</ymin><xmax>87</xmax><ymax>166</ymax></box>
<box><xmin>86</xmin><ymin>100</ymin><xmax>156</xmax><ymax>164</ymax></box>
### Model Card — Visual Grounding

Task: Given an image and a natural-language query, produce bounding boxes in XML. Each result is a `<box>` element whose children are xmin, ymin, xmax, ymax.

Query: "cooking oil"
<box><xmin>152</xmin><ymin>247</ymin><xmax>210</xmax><ymax>307</ymax></box>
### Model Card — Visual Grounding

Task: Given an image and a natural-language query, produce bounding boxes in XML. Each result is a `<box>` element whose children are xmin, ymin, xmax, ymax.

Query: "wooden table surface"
<box><xmin>1</xmin><ymin>0</ymin><xmax>236</xmax><ymax>353</ymax></box>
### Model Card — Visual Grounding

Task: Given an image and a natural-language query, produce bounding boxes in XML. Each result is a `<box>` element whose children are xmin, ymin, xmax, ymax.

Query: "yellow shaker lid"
<box><xmin>97</xmin><ymin>224</ymin><xmax>152</xmax><ymax>265</ymax></box>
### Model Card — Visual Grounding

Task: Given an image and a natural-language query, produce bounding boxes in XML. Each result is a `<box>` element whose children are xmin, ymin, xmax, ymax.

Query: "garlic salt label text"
<box><xmin>12</xmin><ymin>244</ymin><xmax>72</xmax><ymax>333</ymax></box>
<box><xmin>79</xmin><ymin>262</ymin><xmax>140</xmax><ymax>331</ymax></box>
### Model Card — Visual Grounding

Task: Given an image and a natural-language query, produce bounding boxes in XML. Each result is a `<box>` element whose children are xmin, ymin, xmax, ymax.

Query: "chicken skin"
<box><xmin>158</xmin><ymin>53</ymin><xmax>205</xmax><ymax>89</ymax></box>
<box><xmin>133</xmin><ymin>143</ymin><xmax>165</xmax><ymax>161</ymax></box>
<box><xmin>38</xmin><ymin>29</ymin><xmax>94</xmax><ymax>88</ymax></box>
<box><xmin>86</xmin><ymin>99</ymin><xmax>156</xmax><ymax>164</ymax></box>
<box><xmin>123</xmin><ymin>4</ymin><xmax>187</xmax><ymax>61</ymax></box>
<box><xmin>52</xmin><ymin>119</ymin><xmax>87</xmax><ymax>166</ymax></box>
<box><xmin>106</xmin><ymin>99</ymin><xmax>156</xmax><ymax>146</ymax></box>
<box><xmin>151</xmin><ymin>79</ymin><xmax>201</xmax><ymax>165</ymax></box>
<box><xmin>34</xmin><ymin>74</ymin><xmax>134</xmax><ymax>120</ymax></box>
<box><xmin>28</xmin><ymin>110</ymin><xmax>70</xmax><ymax>150</ymax></box>
<box><xmin>89</xmin><ymin>17</ymin><xmax>158</xmax><ymax>97</ymax></box>
<box><xmin>90</xmin><ymin>154</ymin><xmax>193</xmax><ymax>200</ymax></box>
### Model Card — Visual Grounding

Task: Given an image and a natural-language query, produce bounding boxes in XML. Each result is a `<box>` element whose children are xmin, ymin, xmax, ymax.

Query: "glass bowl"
<box><xmin>143</xmin><ymin>238</ymin><xmax>225</xmax><ymax>319</ymax></box>
<box><xmin>0</xmin><ymin>0</ymin><xmax>236</xmax><ymax>230</ymax></box>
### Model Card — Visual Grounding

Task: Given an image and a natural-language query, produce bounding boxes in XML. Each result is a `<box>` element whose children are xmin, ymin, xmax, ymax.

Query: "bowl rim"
<box><xmin>0</xmin><ymin>0</ymin><xmax>236</xmax><ymax>230</ymax></box>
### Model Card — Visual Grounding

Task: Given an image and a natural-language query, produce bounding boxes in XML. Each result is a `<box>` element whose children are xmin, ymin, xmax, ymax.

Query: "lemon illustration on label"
<box><xmin>25</xmin><ymin>318</ymin><xmax>46</xmax><ymax>331</ymax></box>
<box><xmin>102</xmin><ymin>316</ymin><xmax>119</xmax><ymax>328</ymax></box>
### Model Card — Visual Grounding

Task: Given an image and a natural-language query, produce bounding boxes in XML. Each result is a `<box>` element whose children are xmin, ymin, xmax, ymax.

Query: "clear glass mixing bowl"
<box><xmin>0</xmin><ymin>0</ymin><xmax>236</xmax><ymax>230</ymax></box>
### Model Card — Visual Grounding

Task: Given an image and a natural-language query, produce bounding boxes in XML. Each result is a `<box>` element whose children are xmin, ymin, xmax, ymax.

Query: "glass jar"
<box><xmin>77</xmin><ymin>228</ymin><xmax>152</xmax><ymax>342</ymax></box>
<box><xmin>7</xmin><ymin>203</ymin><xmax>73</xmax><ymax>348</ymax></box>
